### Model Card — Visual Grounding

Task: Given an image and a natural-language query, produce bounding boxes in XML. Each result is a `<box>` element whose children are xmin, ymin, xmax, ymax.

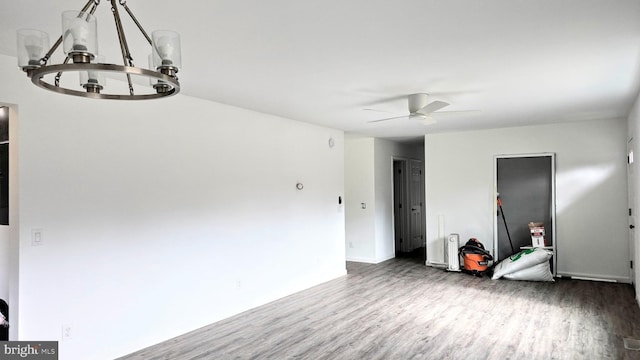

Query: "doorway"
<box><xmin>0</xmin><ymin>106</ymin><xmax>9</xmax><ymax>304</ymax></box>
<box><xmin>628</xmin><ymin>138</ymin><xmax>637</xmax><ymax>286</ymax></box>
<box><xmin>494</xmin><ymin>154</ymin><xmax>556</xmax><ymax>274</ymax></box>
<box><xmin>393</xmin><ymin>160</ymin><xmax>408</xmax><ymax>254</ymax></box>
<box><xmin>0</xmin><ymin>103</ymin><xmax>16</xmax><ymax>340</ymax></box>
<box><xmin>0</xmin><ymin>106</ymin><xmax>8</xmax><ymax>225</ymax></box>
<box><xmin>393</xmin><ymin>158</ymin><xmax>425</xmax><ymax>260</ymax></box>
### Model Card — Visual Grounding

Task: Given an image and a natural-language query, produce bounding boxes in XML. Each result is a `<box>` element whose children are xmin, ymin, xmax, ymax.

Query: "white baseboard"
<box><xmin>426</xmin><ymin>260</ymin><xmax>447</xmax><ymax>268</ymax></box>
<box><xmin>376</xmin><ymin>253</ymin><xmax>395</xmax><ymax>263</ymax></box>
<box><xmin>346</xmin><ymin>253</ymin><xmax>395</xmax><ymax>264</ymax></box>
<box><xmin>345</xmin><ymin>256</ymin><xmax>377</xmax><ymax>264</ymax></box>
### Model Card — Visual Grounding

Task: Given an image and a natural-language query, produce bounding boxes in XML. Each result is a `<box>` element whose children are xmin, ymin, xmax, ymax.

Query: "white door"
<box><xmin>409</xmin><ymin>160</ymin><xmax>425</xmax><ymax>250</ymax></box>
<box><xmin>393</xmin><ymin>160</ymin><xmax>408</xmax><ymax>253</ymax></box>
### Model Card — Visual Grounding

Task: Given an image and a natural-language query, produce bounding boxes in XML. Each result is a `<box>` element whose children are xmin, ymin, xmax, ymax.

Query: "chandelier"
<box><xmin>16</xmin><ymin>0</ymin><xmax>181</xmax><ymax>100</ymax></box>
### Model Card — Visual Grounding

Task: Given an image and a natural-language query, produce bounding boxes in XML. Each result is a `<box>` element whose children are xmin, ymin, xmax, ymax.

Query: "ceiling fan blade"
<box><xmin>367</xmin><ymin>115</ymin><xmax>408</xmax><ymax>123</ymax></box>
<box><xmin>429</xmin><ymin>109</ymin><xmax>481</xmax><ymax>116</ymax></box>
<box><xmin>360</xmin><ymin>95</ymin><xmax>409</xmax><ymax>107</ymax></box>
<box><xmin>363</xmin><ymin>108</ymin><xmax>397</xmax><ymax>114</ymax></box>
<box><xmin>418</xmin><ymin>117</ymin><xmax>437</xmax><ymax>126</ymax></box>
<box><xmin>418</xmin><ymin>100</ymin><xmax>450</xmax><ymax>114</ymax></box>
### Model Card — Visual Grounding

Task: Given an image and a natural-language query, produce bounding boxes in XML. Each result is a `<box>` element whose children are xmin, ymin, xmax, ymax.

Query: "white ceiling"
<box><xmin>2</xmin><ymin>0</ymin><xmax>640</xmax><ymax>141</ymax></box>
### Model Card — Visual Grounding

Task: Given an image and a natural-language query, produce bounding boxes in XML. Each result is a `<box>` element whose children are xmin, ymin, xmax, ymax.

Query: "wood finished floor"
<box><xmin>119</xmin><ymin>257</ymin><xmax>640</xmax><ymax>360</ymax></box>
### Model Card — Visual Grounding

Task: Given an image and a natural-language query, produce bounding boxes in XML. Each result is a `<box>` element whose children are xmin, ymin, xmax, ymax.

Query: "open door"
<box><xmin>393</xmin><ymin>158</ymin><xmax>426</xmax><ymax>257</ymax></box>
<box><xmin>494</xmin><ymin>153</ymin><xmax>556</xmax><ymax>275</ymax></box>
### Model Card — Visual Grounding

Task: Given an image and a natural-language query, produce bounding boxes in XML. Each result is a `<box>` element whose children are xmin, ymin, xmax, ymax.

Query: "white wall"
<box><xmin>0</xmin><ymin>55</ymin><xmax>346</xmax><ymax>359</ymax></box>
<box><xmin>344</xmin><ymin>137</ymin><xmax>376</xmax><ymax>262</ymax></box>
<box><xmin>627</xmin><ymin>92</ymin><xmax>640</xmax><ymax>297</ymax></box>
<box><xmin>374</xmin><ymin>139</ymin><xmax>422</xmax><ymax>262</ymax></box>
<box><xmin>345</xmin><ymin>137</ymin><xmax>423</xmax><ymax>263</ymax></box>
<box><xmin>425</xmin><ymin>119</ymin><xmax>629</xmax><ymax>282</ymax></box>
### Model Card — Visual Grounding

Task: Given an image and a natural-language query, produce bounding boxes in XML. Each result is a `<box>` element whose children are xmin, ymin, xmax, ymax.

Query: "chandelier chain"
<box><xmin>54</xmin><ymin>57</ymin><xmax>70</xmax><ymax>87</ymax></box>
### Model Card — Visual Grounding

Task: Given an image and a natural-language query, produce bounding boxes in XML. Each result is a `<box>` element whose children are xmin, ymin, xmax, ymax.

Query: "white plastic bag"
<box><xmin>503</xmin><ymin>261</ymin><xmax>554</xmax><ymax>282</ymax></box>
<box><xmin>491</xmin><ymin>248</ymin><xmax>552</xmax><ymax>280</ymax></box>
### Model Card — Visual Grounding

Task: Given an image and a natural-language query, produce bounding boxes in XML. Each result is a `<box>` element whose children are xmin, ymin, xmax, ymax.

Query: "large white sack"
<box><xmin>503</xmin><ymin>261</ymin><xmax>554</xmax><ymax>282</ymax></box>
<box><xmin>491</xmin><ymin>248</ymin><xmax>553</xmax><ymax>280</ymax></box>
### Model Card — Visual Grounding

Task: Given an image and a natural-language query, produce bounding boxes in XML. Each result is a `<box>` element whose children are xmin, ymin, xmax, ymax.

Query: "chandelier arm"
<box><xmin>110</xmin><ymin>0</ymin><xmax>136</xmax><ymax>95</ymax></box>
<box><xmin>42</xmin><ymin>37</ymin><xmax>62</xmax><ymax>66</ymax></box>
<box><xmin>120</xmin><ymin>1</ymin><xmax>152</xmax><ymax>45</ymax></box>
<box><xmin>110</xmin><ymin>0</ymin><xmax>133</xmax><ymax>67</ymax></box>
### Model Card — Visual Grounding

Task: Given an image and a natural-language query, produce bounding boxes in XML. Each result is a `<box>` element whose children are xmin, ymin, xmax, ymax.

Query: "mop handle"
<box><xmin>497</xmin><ymin>194</ymin><xmax>515</xmax><ymax>254</ymax></box>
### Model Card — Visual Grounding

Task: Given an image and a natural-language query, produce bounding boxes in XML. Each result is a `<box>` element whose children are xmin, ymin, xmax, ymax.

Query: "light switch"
<box><xmin>31</xmin><ymin>229</ymin><xmax>43</xmax><ymax>246</ymax></box>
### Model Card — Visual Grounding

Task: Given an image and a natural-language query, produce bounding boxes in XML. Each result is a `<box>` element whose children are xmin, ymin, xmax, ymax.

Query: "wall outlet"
<box><xmin>62</xmin><ymin>324</ymin><xmax>72</xmax><ymax>341</ymax></box>
<box><xmin>349</xmin><ymin>242</ymin><xmax>354</xmax><ymax>248</ymax></box>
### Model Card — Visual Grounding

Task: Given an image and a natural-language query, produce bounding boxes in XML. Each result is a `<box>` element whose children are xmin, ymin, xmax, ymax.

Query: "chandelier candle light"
<box><xmin>16</xmin><ymin>0</ymin><xmax>181</xmax><ymax>100</ymax></box>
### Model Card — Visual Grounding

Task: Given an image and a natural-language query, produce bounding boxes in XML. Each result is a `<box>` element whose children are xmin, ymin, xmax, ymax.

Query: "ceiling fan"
<box><xmin>367</xmin><ymin>93</ymin><xmax>450</xmax><ymax>125</ymax></box>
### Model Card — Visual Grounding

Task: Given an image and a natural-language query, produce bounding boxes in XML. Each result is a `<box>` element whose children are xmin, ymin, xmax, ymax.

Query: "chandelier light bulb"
<box><xmin>62</xmin><ymin>11</ymin><xmax>97</xmax><ymax>63</ymax></box>
<box><xmin>156</xmin><ymin>39</ymin><xmax>174</xmax><ymax>65</ymax></box>
<box><xmin>23</xmin><ymin>38</ymin><xmax>44</xmax><ymax>65</ymax></box>
<box><xmin>80</xmin><ymin>55</ymin><xmax>105</xmax><ymax>93</ymax></box>
<box><xmin>68</xmin><ymin>17</ymin><xmax>90</xmax><ymax>51</ymax></box>
<box><xmin>87</xmin><ymin>70</ymin><xmax>99</xmax><ymax>83</ymax></box>
<box><xmin>87</xmin><ymin>55</ymin><xmax>103</xmax><ymax>81</ymax></box>
<box><xmin>152</xmin><ymin>30</ymin><xmax>181</xmax><ymax>71</ymax></box>
<box><xmin>16</xmin><ymin>29</ymin><xmax>49</xmax><ymax>70</ymax></box>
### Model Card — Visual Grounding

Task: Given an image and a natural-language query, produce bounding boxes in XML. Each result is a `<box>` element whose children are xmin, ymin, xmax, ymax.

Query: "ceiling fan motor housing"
<box><xmin>408</xmin><ymin>93</ymin><xmax>429</xmax><ymax>113</ymax></box>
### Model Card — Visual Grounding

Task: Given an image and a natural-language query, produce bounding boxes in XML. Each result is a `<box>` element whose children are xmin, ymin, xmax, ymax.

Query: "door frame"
<box><xmin>0</xmin><ymin>103</ymin><xmax>18</xmax><ymax>340</ymax></box>
<box><xmin>391</xmin><ymin>157</ymin><xmax>426</xmax><ymax>255</ymax></box>
<box><xmin>493</xmin><ymin>152</ymin><xmax>557</xmax><ymax>275</ymax></box>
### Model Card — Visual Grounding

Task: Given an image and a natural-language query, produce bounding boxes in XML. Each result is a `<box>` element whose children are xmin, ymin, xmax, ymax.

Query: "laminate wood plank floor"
<box><xmin>119</xmin><ymin>257</ymin><xmax>640</xmax><ymax>360</ymax></box>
